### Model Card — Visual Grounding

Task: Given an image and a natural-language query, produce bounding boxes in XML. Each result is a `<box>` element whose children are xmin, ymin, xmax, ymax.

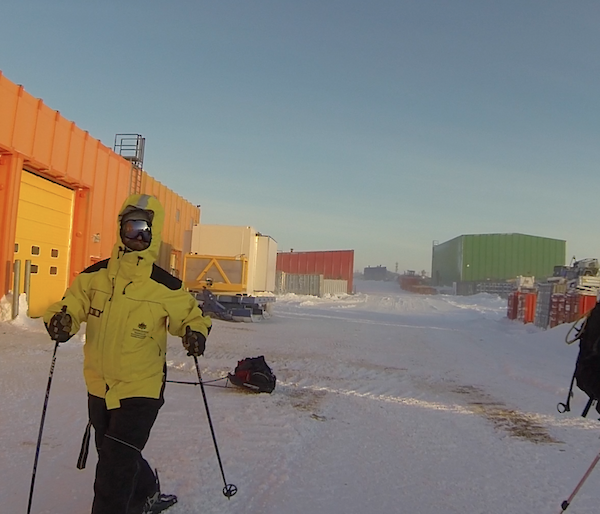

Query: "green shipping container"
<box><xmin>431</xmin><ymin>233</ymin><xmax>566</xmax><ymax>286</ymax></box>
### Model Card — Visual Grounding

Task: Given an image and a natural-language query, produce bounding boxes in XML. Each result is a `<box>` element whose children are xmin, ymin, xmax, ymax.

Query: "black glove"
<box><xmin>46</xmin><ymin>306</ymin><xmax>72</xmax><ymax>343</ymax></box>
<box><xmin>182</xmin><ymin>326</ymin><xmax>206</xmax><ymax>357</ymax></box>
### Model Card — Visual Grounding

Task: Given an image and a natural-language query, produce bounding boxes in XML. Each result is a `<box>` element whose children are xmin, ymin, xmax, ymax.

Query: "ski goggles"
<box><xmin>121</xmin><ymin>219</ymin><xmax>152</xmax><ymax>242</ymax></box>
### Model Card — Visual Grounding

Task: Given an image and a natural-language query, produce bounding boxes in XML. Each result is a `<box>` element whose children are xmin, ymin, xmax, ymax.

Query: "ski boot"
<box><xmin>142</xmin><ymin>470</ymin><xmax>178</xmax><ymax>514</ymax></box>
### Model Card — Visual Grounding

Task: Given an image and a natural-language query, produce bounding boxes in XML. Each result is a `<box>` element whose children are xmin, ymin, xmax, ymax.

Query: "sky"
<box><xmin>2</xmin><ymin>1</ymin><xmax>600</xmax><ymax>272</ymax></box>
<box><xmin>2</xmin><ymin>280</ymin><xmax>600</xmax><ymax>513</ymax></box>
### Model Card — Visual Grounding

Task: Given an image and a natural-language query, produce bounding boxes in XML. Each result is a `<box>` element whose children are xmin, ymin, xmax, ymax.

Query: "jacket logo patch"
<box><xmin>89</xmin><ymin>307</ymin><xmax>103</xmax><ymax>318</ymax></box>
<box><xmin>131</xmin><ymin>323</ymin><xmax>149</xmax><ymax>339</ymax></box>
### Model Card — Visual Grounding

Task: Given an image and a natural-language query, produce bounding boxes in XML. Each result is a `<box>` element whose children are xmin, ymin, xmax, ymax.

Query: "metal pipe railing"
<box><xmin>12</xmin><ymin>260</ymin><xmax>21</xmax><ymax>319</ymax></box>
<box><xmin>24</xmin><ymin>260</ymin><xmax>31</xmax><ymax>312</ymax></box>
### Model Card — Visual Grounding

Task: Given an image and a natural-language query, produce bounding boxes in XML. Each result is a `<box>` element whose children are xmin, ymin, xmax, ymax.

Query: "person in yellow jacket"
<box><xmin>44</xmin><ymin>194</ymin><xmax>211</xmax><ymax>514</ymax></box>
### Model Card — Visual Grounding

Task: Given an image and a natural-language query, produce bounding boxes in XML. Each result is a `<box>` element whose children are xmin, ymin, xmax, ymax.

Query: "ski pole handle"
<box><xmin>48</xmin><ymin>306</ymin><xmax>72</xmax><ymax>343</ymax></box>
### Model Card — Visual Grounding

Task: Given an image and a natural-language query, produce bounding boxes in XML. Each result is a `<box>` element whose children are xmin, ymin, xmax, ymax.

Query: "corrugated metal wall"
<box><xmin>275</xmin><ymin>272</ymin><xmax>348</xmax><ymax>297</ymax></box>
<box><xmin>276</xmin><ymin>272</ymin><xmax>323</xmax><ymax>296</ymax></box>
<box><xmin>461</xmin><ymin>233</ymin><xmax>565</xmax><ymax>282</ymax></box>
<box><xmin>276</xmin><ymin>250</ymin><xmax>354</xmax><ymax>294</ymax></box>
<box><xmin>0</xmin><ymin>71</ymin><xmax>200</xmax><ymax>313</ymax></box>
<box><xmin>431</xmin><ymin>236</ymin><xmax>462</xmax><ymax>286</ymax></box>
<box><xmin>432</xmin><ymin>233</ymin><xmax>566</xmax><ymax>286</ymax></box>
<box><xmin>323</xmin><ymin>279</ymin><xmax>348</xmax><ymax>296</ymax></box>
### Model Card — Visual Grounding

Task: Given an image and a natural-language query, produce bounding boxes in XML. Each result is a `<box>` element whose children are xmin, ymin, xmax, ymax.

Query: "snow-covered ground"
<box><xmin>2</xmin><ymin>280</ymin><xmax>599</xmax><ymax>513</ymax></box>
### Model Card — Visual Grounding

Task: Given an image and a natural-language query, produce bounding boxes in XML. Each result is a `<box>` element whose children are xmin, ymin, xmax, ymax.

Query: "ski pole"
<box><xmin>27</xmin><ymin>340</ymin><xmax>60</xmax><ymax>514</ymax></box>
<box><xmin>193</xmin><ymin>356</ymin><xmax>237</xmax><ymax>498</ymax></box>
<box><xmin>558</xmin><ymin>449</ymin><xmax>600</xmax><ymax>513</ymax></box>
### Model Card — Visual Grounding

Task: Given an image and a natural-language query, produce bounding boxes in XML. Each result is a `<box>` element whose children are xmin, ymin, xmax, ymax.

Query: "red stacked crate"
<box><xmin>507</xmin><ymin>292</ymin><xmax>519</xmax><ymax>320</ymax></box>
<box><xmin>557</xmin><ymin>294</ymin><xmax>566</xmax><ymax>325</ymax></box>
<box><xmin>565</xmin><ymin>292</ymin><xmax>579</xmax><ymax>323</ymax></box>
<box><xmin>517</xmin><ymin>293</ymin><xmax>526</xmax><ymax>322</ymax></box>
<box><xmin>549</xmin><ymin>294</ymin><xmax>565</xmax><ymax>328</ymax></box>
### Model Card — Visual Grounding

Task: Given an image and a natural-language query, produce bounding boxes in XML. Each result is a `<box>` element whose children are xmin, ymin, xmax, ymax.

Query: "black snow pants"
<box><xmin>88</xmin><ymin>394</ymin><xmax>164</xmax><ymax>514</ymax></box>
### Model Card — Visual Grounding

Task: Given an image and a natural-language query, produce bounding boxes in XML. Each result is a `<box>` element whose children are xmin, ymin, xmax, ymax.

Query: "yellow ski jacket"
<box><xmin>44</xmin><ymin>194</ymin><xmax>212</xmax><ymax>409</ymax></box>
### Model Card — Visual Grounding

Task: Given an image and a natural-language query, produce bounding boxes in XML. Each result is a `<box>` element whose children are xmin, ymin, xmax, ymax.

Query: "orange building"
<box><xmin>0</xmin><ymin>71</ymin><xmax>200</xmax><ymax>317</ymax></box>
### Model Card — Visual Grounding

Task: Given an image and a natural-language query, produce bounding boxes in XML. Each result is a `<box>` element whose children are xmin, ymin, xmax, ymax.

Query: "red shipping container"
<box><xmin>277</xmin><ymin>250</ymin><xmax>354</xmax><ymax>294</ymax></box>
<box><xmin>579</xmin><ymin>295</ymin><xmax>598</xmax><ymax>318</ymax></box>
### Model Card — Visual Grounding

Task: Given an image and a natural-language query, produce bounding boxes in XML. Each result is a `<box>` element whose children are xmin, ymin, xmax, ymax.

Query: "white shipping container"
<box><xmin>191</xmin><ymin>225</ymin><xmax>257</xmax><ymax>260</ymax></box>
<box><xmin>255</xmin><ymin>235</ymin><xmax>277</xmax><ymax>292</ymax></box>
<box><xmin>190</xmin><ymin>224</ymin><xmax>277</xmax><ymax>294</ymax></box>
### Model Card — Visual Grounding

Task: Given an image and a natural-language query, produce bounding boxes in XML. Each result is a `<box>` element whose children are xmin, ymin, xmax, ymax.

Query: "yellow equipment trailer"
<box><xmin>182</xmin><ymin>253</ymin><xmax>275</xmax><ymax>321</ymax></box>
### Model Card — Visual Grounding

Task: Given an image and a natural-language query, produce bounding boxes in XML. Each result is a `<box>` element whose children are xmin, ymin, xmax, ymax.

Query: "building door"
<box><xmin>14</xmin><ymin>171</ymin><xmax>74</xmax><ymax>317</ymax></box>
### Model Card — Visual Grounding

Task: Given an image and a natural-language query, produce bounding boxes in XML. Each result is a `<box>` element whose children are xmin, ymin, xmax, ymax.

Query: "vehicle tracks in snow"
<box><xmin>450</xmin><ymin>384</ymin><xmax>561</xmax><ymax>444</ymax></box>
<box><xmin>280</xmin><ymin>376</ymin><xmax>567</xmax><ymax>444</ymax></box>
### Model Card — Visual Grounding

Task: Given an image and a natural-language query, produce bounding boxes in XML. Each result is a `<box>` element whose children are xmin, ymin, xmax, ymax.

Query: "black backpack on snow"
<box><xmin>560</xmin><ymin>301</ymin><xmax>600</xmax><ymax>417</ymax></box>
<box><xmin>228</xmin><ymin>356</ymin><xmax>276</xmax><ymax>393</ymax></box>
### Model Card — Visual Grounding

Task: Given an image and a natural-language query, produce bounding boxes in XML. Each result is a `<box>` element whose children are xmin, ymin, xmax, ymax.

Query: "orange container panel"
<box><xmin>579</xmin><ymin>295</ymin><xmax>597</xmax><ymax>318</ymax></box>
<box><xmin>106</xmin><ymin>158</ymin><xmax>131</xmax><ymax>248</ymax></box>
<box><xmin>524</xmin><ymin>292</ymin><xmax>537</xmax><ymax>324</ymax></box>
<box><xmin>75</xmin><ymin>154</ymin><xmax>131</xmax><ymax>265</ymax></box>
<box><xmin>0</xmin><ymin>154</ymin><xmax>22</xmax><ymax>293</ymax></box>
<box><xmin>89</xmin><ymin>155</ymin><xmax>112</xmax><ymax>260</ymax></box>
<box><xmin>0</xmin><ymin>73</ymin><xmax>19</xmax><ymax>148</ymax></box>
<box><xmin>31</xmin><ymin>102</ymin><xmax>58</xmax><ymax>165</ymax></box>
<box><xmin>12</xmin><ymin>88</ymin><xmax>38</xmax><ymax>156</ymax></box>
<box><xmin>50</xmin><ymin>117</ymin><xmax>73</xmax><ymax>175</ymax></box>
<box><xmin>65</xmin><ymin>124</ymin><xmax>88</xmax><ymax>183</ymax></box>
<box><xmin>70</xmin><ymin>189</ymin><xmax>91</xmax><ymax>277</ymax></box>
<box><xmin>140</xmin><ymin>172</ymin><xmax>200</xmax><ymax>272</ymax></box>
<box><xmin>80</xmin><ymin>136</ymin><xmax>99</xmax><ymax>187</ymax></box>
<box><xmin>89</xmin><ymin>149</ymin><xmax>109</xmax><ymax>252</ymax></box>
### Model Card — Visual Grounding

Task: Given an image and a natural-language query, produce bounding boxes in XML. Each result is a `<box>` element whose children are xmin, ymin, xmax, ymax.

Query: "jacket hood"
<box><xmin>115</xmin><ymin>194</ymin><xmax>164</xmax><ymax>265</ymax></box>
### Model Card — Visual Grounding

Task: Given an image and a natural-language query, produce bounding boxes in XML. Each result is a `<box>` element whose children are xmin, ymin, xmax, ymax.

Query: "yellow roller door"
<box><xmin>14</xmin><ymin>171</ymin><xmax>74</xmax><ymax>318</ymax></box>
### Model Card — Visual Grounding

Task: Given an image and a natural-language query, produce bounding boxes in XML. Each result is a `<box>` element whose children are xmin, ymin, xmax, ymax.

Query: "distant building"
<box><xmin>364</xmin><ymin>266</ymin><xmax>387</xmax><ymax>281</ymax></box>
<box><xmin>431</xmin><ymin>233</ymin><xmax>566</xmax><ymax>293</ymax></box>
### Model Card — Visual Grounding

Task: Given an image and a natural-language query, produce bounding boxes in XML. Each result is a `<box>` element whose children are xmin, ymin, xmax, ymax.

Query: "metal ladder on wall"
<box><xmin>114</xmin><ymin>134</ymin><xmax>145</xmax><ymax>194</ymax></box>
